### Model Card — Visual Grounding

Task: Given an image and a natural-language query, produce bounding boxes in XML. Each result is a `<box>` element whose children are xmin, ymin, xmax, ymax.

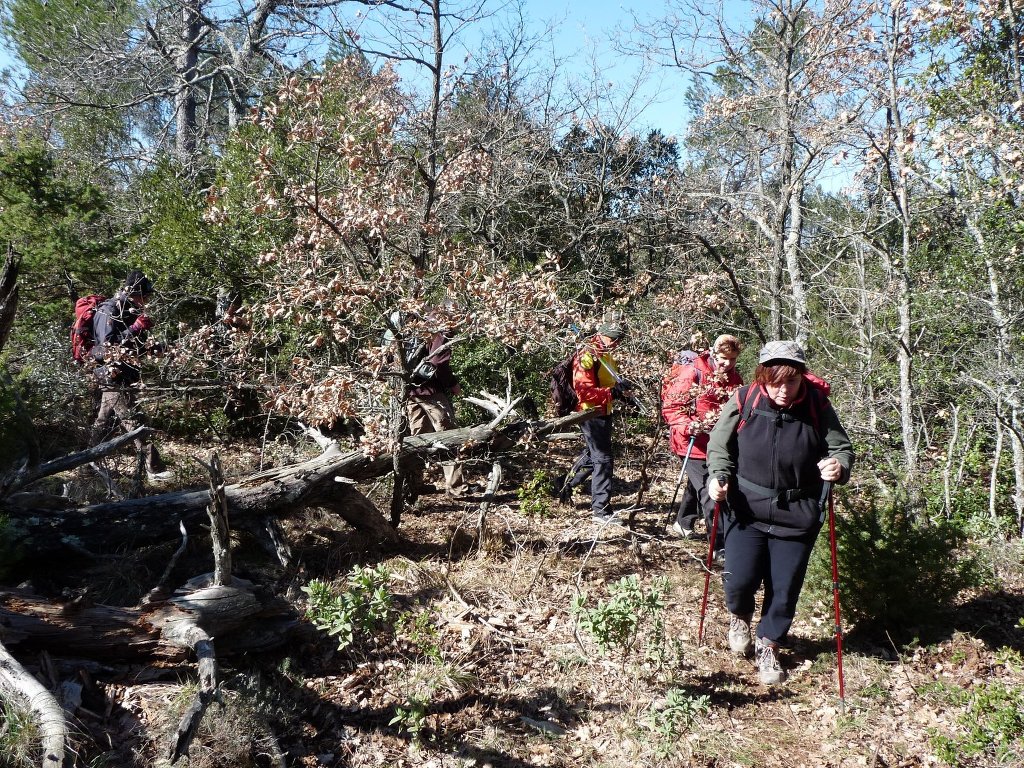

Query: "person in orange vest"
<box><xmin>558</xmin><ymin>321</ymin><xmax>634</xmax><ymax>522</ymax></box>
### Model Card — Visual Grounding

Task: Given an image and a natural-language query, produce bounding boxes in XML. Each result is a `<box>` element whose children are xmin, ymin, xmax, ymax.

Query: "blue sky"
<box><xmin>515</xmin><ymin>0</ymin><xmax>691</xmax><ymax>138</ymax></box>
<box><xmin>0</xmin><ymin>0</ymin><xmax>695</xmax><ymax>138</ymax></box>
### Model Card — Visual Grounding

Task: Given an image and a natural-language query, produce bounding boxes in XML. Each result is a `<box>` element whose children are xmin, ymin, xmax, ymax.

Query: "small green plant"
<box><xmin>931</xmin><ymin>682</ymin><xmax>1024</xmax><ymax>765</ymax></box>
<box><xmin>646</xmin><ymin>688</ymin><xmax>711</xmax><ymax>758</ymax></box>
<box><xmin>389</xmin><ymin>694</ymin><xmax>429</xmax><ymax>740</ymax></box>
<box><xmin>396</xmin><ymin>609</ymin><xmax>443</xmax><ymax>662</ymax></box>
<box><xmin>996</xmin><ymin>646</ymin><xmax>1024</xmax><ymax>671</ymax></box>
<box><xmin>517</xmin><ymin>469</ymin><xmax>553</xmax><ymax>517</ymax></box>
<box><xmin>302</xmin><ymin>564</ymin><xmax>395</xmax><ymax>650</ymax></box>
<box><xmin>0</xmin><ymin>697</ymin><xmax>40</xmax><ymax>767</ymax></box>
<box><xmin>571</xmin><ymin>575</ymin><xmax>669</xmax><ymax>656</ymax></box>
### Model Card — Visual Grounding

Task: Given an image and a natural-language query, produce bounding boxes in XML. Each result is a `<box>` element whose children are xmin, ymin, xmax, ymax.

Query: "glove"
<box><xmin>130</xmin><ymin>315</ymin><xmax>155</xmax><ymax>334</ymax></box>
<box><xmin>611</xmin><ymin>383</ymin><xmax>625</xmax><ymax>400</ymax></box>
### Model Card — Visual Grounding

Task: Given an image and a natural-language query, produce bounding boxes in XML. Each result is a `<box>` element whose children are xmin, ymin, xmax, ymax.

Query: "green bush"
<box><xmin>302</xmin><ymin>564</ymin><xmax>395</xmax><ymax>651</ymax></box>
<box><xmin>516</xmin><ymin>469</ymin><xmax>554</xmax><ymax>517</ymax></box>
<box><xmin>571</xmin><ymin>575</ymin><xmax>669</xmax><ymax>657</ymax></box>
<box><xmin>805</xmin><ymin>490</ymin><xmax>984</xmax><ymax>635</ymax></box>
<box><xmin>451</xmin><ymin>338</ymin><xmax>555</xmax><ymax>421</ymax></box>
<box><xmin>645</xmin><ymin>688</ymin><xmax>711</xmax><ymax>759</ymax></box>
<box><xmin>931</xmin><ymin>682</ymin><xmax>1024</xmax><ymax>766</ymax></box>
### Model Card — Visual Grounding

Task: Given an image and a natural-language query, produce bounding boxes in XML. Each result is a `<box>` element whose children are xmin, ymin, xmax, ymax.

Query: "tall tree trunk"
<box><xmin>175</xmin><ymin>0</ymin><xmax>202</xmax><ymax>162</ymax></box>
<box><xmin>991</xmin><ymin>412</ymin><xmax>1004</xmax><ymax>520</ymax></box>
<box><xmin>1012</xmin><ymin>407</ymin><xmax>1024</xmax><ymax>533</ymax></box>
<box><xmin>784</xmin><ymin>178</ymin><xmax>809</xmax><ymax>344</ymax></box>
<box><xmin>884</xmin><ymin>4</ymin><xmax>918</xmax><ymax>481</ymax></box>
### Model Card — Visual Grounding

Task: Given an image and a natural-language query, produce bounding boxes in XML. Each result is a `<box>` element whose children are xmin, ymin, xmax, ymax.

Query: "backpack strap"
<box><xmin>805</xmin><ymin>384</ymin><xmax>827</xmax><ymax>457</ymax></box>
<box><xmin>735</xmin><ymin>384</ymin><xmax>763</xmax><ymax>434</ymax></box>
<box><xmin>736</xmin><ymin>381</ymin><xmax>830</xmax><ymax>456</ymax></box>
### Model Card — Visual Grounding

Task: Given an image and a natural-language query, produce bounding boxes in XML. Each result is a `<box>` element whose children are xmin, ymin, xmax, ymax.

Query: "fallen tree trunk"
<box><xmin>0</xmin><ymin>410</ymin><xmax>595</xmax><ymax>560</ymax></box>
<box><xmin>0</xmin><ymin>638</ymin><xmax>66</xmax><ymax>768</ymax></box>
<box><xmin>0</xmin><ymin>579</ymin><xmax>298</xmax><ymax>661</ymax></box>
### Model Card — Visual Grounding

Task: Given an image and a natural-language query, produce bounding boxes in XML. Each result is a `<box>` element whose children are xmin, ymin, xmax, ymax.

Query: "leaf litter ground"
<box><xmin>69</xmin><ymin>435</ymin><xmax>1024</xmax><ymax>768</ymax></box>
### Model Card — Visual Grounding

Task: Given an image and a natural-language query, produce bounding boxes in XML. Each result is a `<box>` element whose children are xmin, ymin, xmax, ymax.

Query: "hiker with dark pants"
<box><xmin>706</xmin><ymin>340</ymin><xmax>854</xmax><ymax>685</ymax></box>
<box><xmin>662</xmin><ymin>334</ymin><xmax>743</xmax><ymax>550</ymax></box>
<box><xmin>89</xmin><ymin>269</ymin><xmax>173</xmax><ymax>483</ymax></box>
<box><xmin>560</xmin><ymin>322</ymin><xmax>632</xmax><ymax>522</ymax></box>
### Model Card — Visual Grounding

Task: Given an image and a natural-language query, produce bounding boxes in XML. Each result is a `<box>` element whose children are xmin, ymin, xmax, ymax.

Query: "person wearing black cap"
<box><xmin>89</xmin><ymin>269</ymin><xmax>173</xmax><ymax>483</ymax></box>
<box><xmin>558</xmin><ymin>320</ymin><xmax>634</xmax><ymax>522</ymax></box>
<box><xmin>706</xmin><ymin>340</ymin><xmax>854</xmax><ymax>685</ymax></box>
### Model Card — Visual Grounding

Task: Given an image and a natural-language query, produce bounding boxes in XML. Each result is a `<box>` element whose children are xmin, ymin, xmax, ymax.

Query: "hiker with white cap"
<box><xmin>705</xmin><ymin>340</ymin><xmax>854</xmax><ymax>684</ymax></box>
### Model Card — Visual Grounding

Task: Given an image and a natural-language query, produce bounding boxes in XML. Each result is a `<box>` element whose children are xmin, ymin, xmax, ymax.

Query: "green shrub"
<box><xmin>805</xmin><ymin>490</ymin><xmax>983</xmax><ymax>635</ymax></box>
<box><xmin>516</xmin><ymin>469</ymin><xmax>553</xmax><ymax>517</ymax></box>
<box><xmin>645</xmin><ymin>688</ymin><xmax>711</xmax><ymax>759</ymax></box>
<box><xmin>571</xmin><ymin>575</ymin><xmax>669</xmax><ymax>657</ymax></box>
<box><xmin>302</xmin><ymin>564</ymin><xmax>395</xmax><ymax>650</ymax></box>
<box><xmin>451</xmin><ymin>338</ymin><xmax>555</xmax><ymax>420</ymax></box>
<box><xmin>931</xmin><ymin>682</ymin><xmax>1024</xmax><ymax>766</ymax></box>
<box><xmin>389</xmin><ymin>694</ymin><xmax>429</xmax><ymax>740</ymax></box>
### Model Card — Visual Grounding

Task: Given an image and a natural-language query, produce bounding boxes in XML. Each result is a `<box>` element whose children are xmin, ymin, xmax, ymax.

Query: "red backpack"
<box><xmin>71</xmin><ymin>294</ymin><xmax>105</xmax><ymax>363</ymax></box>
<box><xmin>736</xmin><ymin>373</ymin><xmax>831</xmax><ymax>437</ymax></box>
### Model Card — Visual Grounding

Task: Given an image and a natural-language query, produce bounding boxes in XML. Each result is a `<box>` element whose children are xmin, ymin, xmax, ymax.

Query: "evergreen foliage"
<box><xmin>806</xmin><ymin>491</ymin><xmax>985</xmax><ymax>635</ymax></box>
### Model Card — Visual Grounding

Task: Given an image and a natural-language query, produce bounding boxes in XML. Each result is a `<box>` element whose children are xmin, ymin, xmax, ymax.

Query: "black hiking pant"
<box><xmin>721</xmin><ymin>516</ymin><xmax>820</xmax><ymax>644</ymax></box>
<box><xmin>674</xmin><ymin>459</ymin><xmax>724</xmax><ymax>550</ymax></box>
<box><xmin>567</xmin><ymin>414</ymin><xmax>614</xmax><ymax>517</ymax></box>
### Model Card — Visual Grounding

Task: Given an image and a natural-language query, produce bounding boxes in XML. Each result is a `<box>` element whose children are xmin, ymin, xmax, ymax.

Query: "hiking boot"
<box><xmin>668</xmin><ymin>521</ymin><xmax>700</xmax><ymax>539</ymax></box>
<box><xmin>555</xmin><ymin>476</ymin><xmax>573</xmax><ymax>504</ymax></box>
<box><xmin>592</xmin><ymin>509</ymin><xmax>619</xmax><ymax>524</ymax></box>
<box><xmin>728</xmin><ymin>614</ymin><xmax>753</xmax><ymax>657</ymax></box>
<box><xmin>448</xmin><ymin>482</ymin><xmax>485</xmax><ymax>498</ymax></box>
<box><xmin>146</xmin><ymin>468</ymin><xmax>174</xmax><ymax>484</ymax></box>
<box><xmin>755</xmin><ymin>637</ymin><xmax>786</xmax><ymax>685</ymax></box>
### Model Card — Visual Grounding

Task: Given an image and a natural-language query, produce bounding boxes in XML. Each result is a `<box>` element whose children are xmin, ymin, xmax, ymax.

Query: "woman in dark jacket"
<box><xmin>706</xmin><ymin>340</ymin><xmax>854</xmax><ymax>685</ymax></box>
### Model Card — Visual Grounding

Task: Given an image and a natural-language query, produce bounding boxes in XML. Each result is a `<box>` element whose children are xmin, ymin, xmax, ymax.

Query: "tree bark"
<box><xmin>1</xmin><ymin>411</ymin><xmax>595</xmax><ymax>561</ymax></box>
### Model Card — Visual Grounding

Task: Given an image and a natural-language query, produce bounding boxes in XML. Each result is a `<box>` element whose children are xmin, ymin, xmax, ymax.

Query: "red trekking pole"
<box><xmin>697</xmin><ymin>475</ymin><xmax>726</xmax><ymax>647</ymax></box>
<box><xmin>823</xmin><ymin>482</ymin><xmax>846</xmax><ymax>710</ymax></box>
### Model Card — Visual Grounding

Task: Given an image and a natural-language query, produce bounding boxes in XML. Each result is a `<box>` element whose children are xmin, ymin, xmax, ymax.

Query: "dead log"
<box><xmin>0</xmin><ymin>579</ymin><xmax>297</xmax><ymax>661</ymax></box>
<box><xmin>0</xmin><ymin>426</ymin><xmax>152</xmax><ymax>498</ymax></box>
<box><xmin>0</xmin><ymin>638</ymin><xmax>66</xmax><ymax>768</ymax></box>
<box><xmin>0</xmin><ymin>410</ymin><xmax>596</xmax><ymax>560</ymax></box>
<box><xmin>0</xmin><ymin>575</ymin><xmax>293</xmax><ymax>766</ymax></box>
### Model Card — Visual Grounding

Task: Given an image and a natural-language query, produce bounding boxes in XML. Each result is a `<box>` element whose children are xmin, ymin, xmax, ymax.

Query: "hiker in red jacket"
<box><xmin>88</xmin><ymin>269</ymin><xmax>173</xmax><ymax>483</ymax></box>
<box><xmin>557</xmin><ymin>321</ymin><xmax>633</xmax><ymax>522</ymax></box>
<box><xmin>661</xmin><ymin>335</ymin><xmax>744</xmax><ymax>551</ymax></box>
<box><xmin>707</xmin><ymin>340</ymin><xmax>854</xmax><ymax>685</ymax></box>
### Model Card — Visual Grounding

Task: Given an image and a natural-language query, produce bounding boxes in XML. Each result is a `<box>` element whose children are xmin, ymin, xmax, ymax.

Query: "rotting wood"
<box><xmin>0</xmin><ymin>638</ymin><xmax>66</xmax><ymax>768</ymax></box>
<box><xmin>0</xmin><ymin>426</ymin><xmax>152</xmax><ymax>499</ymax></box>
<box><xmin>0</xmin><ymin>582</ymin><xmax>297</xmax><ymax>661</ymax></box>
<box><xmin>0</xmin><ymin>410</ymin><xmax>597</xmax><ymax>561</ymax></box>
<box><xmin>204</xmin><ymin>454</ymin><xmax>232</xmax><ymax>587</ymax></box>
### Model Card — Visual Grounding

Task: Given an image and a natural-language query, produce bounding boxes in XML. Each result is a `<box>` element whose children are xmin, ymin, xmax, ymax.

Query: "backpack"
<box><xmin>735</xmin><ymin>375</ymin><xmax>830</xmax><ymax>446</ymax></box>
<box><xmin>660</xmin><ymin>349</ymin><xmax>703</xmax><ymax>405</ymax></box>
<box><xmin>71</xmin><ymin>294</ymin><xmax>105</xmax><ymax>363</ymax></box>
<box><xmin>549</xmin><ymin>355</ymin><xmax>579</xmax><ymax>417</ymax></box>
<box><xmin>404</xmin><ymin>339</ymin><xmax>437</xmax><ymax>385</ymax></box>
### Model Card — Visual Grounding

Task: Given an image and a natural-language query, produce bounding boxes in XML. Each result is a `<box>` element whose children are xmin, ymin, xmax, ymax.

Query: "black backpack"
<box><xmin>549</xmin><ymin>355</ymin><xmax>579</xmax><ymax>417</ymax></box>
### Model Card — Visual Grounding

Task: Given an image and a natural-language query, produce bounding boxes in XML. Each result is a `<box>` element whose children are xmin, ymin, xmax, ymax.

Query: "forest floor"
<box><xmin>20</xmin><ymin>429</ymin><xmax>1024</xmax><ymax>768</ymax></box>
